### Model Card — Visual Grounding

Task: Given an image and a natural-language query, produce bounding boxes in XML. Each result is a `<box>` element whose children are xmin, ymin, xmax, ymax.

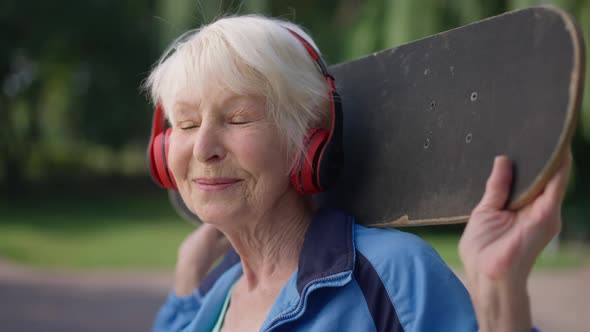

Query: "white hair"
<box><xmin>143</xmin><ymin>15</ymin><xmax>331</xmax><ymax>170</ymax></box>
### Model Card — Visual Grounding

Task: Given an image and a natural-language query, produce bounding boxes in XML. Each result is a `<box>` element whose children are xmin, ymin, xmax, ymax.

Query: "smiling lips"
<box><xmin>193</xmin><ymin>178</ymin><xmax>242</xmax><ymax>192</ymax></box>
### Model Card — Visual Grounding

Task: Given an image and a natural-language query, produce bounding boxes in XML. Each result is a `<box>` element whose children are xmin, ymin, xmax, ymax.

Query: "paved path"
<box><xmin>0</xmin><ymin>260</ymin><xmax>588</xmax><ymax>331</ymax></box>
<box><xmin>0</xmin><ymin>261</ymin><xmax>171</xmax><ymax>332</ymax></box>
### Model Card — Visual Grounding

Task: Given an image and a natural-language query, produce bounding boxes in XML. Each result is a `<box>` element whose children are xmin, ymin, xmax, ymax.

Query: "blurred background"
<box><xmin>0</xmin><ymin>0</ymin><xmax>589</xmax><ymax>331</ymax></box>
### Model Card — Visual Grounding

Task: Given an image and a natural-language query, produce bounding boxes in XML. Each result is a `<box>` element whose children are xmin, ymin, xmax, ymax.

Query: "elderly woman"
<box><xmin>145</xmin><ymin>15</ymin><xmax>570</xmax><ymax>332</ymax></box>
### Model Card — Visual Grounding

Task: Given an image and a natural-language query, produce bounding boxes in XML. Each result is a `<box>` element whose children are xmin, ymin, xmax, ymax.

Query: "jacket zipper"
<box><xmin>262</xmin><ymin>271</ymin><xmax>351</xmax><ymax>332</ymax></box>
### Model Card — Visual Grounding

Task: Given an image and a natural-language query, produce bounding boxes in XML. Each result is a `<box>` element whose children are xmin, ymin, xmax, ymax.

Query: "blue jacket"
<box><xmin>153</xmin><ymin>208</ymin><xmax>478</xmax><ymax>331</ymax></box>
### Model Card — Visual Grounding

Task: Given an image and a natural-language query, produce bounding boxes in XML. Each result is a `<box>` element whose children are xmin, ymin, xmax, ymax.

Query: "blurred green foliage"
<box><xmin>0</xmin><ymin>192</ymin><xmax>586</xmax><ymax>269</ymax></box>
<box><xmin>0</xmin><ymin>189</ymin><xmax>193</xmax><ymax>269</ymax></box>
<box><xmin>1</xmin><ymin>0</ymin><xmax>589</xmax><ymax>240</ymax></box>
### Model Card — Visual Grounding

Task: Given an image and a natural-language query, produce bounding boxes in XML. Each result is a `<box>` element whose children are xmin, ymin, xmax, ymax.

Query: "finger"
<box><xmin>475</xmin><ymin>156</ymin><xmax>513</xmax><ymax>211</ymax></box>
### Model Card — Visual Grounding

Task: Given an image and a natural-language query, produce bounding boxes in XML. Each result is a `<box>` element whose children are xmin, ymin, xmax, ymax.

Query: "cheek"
<box><xmin>233</xmin><ymin>127</ymin><xmax>291</xmax><ymax>184</ymax></box>
<box><xmin>167</xmin><ymin>131</ymin><xmax>192</xmax><ymax>181</ymax></box>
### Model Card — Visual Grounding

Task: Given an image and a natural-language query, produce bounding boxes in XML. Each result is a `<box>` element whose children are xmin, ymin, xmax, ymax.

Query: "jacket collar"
<box><xmin>198</xmin><ymin>208</ymin><xmax>355</xmax><ymax>297</ymax></box>
<box><xmin>296</xmin><ymin>208</ymin><xmax>355</xmax><ymax>293</ymax></box>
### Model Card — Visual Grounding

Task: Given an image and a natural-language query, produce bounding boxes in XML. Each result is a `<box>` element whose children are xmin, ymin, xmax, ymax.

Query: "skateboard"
<box><xmin>168</xmin><ymin>6</ymin><xmax>585</xmax><ymax>227</ymax></box>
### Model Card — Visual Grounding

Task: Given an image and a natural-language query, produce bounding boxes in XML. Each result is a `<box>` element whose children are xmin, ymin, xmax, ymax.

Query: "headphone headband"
<box><xmin>286</xmin><ymin>29</ymin><xmax>333</xmax><ymax>79</ymax></box>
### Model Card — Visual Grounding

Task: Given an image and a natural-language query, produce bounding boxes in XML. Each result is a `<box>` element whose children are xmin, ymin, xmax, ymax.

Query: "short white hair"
<box><xmin>143</xmin><ymin>15</ymin><xmax>331</xmax><ymax>170</ymax></box>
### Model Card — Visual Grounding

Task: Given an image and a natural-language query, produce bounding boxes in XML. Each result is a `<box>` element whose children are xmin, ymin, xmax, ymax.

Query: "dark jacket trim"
<box><xmin>354</xmin><ymin>250</ymin><xmax>404</xmax><ymax>332</ymax></box>
<box><xmin>296</xmin><ymin>208</ymin><xmax>354</xmax><ymax>293</ymax></box>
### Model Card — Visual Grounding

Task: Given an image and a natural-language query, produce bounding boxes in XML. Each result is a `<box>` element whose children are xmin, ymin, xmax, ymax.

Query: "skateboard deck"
<box><xmin>169</xmin><ymin>6</ymin><xmax>585</xmax><ymax>227</ymax></box>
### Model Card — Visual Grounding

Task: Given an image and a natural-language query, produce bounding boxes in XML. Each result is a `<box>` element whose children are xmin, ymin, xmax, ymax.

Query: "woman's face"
<box><xmin>167</xmin><ymin>87</ymin><xmax>293</xmax><ymax>224</ymax></box>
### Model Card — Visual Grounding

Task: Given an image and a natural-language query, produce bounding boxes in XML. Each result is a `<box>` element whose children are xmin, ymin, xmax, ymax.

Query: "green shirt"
<box><xmin>211</xmin><ymin>282</ymin><xmax>236</xmax><ymax>332</ymax></box>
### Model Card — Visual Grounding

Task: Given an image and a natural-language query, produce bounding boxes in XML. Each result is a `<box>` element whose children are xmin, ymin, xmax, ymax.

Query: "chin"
<box><xmin>193</xmin><ymin>203</ymin><xmax>243</xmax><ymax>226</ymax></box>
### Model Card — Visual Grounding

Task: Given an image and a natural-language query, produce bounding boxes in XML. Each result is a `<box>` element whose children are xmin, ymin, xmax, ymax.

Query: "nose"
<box><xmin>192</xmin><ymin>121</ymin><xmax>226</xmax><ymax>163</ymax></box>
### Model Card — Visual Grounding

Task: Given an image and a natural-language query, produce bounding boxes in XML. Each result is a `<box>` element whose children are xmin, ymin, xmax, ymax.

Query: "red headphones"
<box><xmin>147</xmin><ymin>102</ymin><xmax>177</xmax><ymax>190</ymax></box>
<box><xmin>147</xmin><ymin>28</ymin><xmax>343</xmax><ymax>195</ymax></box>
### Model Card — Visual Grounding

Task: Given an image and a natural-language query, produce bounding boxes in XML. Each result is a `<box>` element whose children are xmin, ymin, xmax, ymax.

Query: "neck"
<box><xmin>217</xmin><ymin>189</ymin><xmax>312</xmax><ymax>291</ymax></box>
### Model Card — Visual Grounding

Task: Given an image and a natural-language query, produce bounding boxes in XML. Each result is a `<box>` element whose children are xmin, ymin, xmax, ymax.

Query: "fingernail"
<box><xmin>494</xmin><ymin>156</ymin><xmax>501</xmax><ymax>167</ymax></box>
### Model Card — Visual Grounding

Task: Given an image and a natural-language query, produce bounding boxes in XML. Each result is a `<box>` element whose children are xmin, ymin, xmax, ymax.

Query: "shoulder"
<box><xmin>353</xmin><ymin>224</ymin><xmax>461</xmax><ymax>295</ymax></box>
<box><xmin>353</xmin><ymin>224</ymin><xmax>444</xmax><ymax>269</ymax></box>
<box><xmin>353</xmin><ymin>223</ymin><xmax>459</xmax><ymax>284</ymax></box>
<box><xmin>352</xmin><ymin>224</ymin><xmax>477</xmax><ymax>331</ymax></box>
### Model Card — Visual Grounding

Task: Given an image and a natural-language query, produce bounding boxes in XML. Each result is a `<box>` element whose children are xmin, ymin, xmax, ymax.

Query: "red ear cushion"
<box><xmin>290</xmin><ymin>128</ymin><xmax>328</xmax><ymax>195</ymax></box>
<box><xmin>291</xmin><ymin>132</ymin><xmax>311</xmax><ymax>194</ymax></box>
<box><xmin>153</xmin><ymin>131</ymin><xmax>175</xmax><ymax>190</ymax></box>
<box><xmin>302</xmin><ymin>128</ymin><xmax>328</xmax><ymax>193</ymax></box>
<box><xmin>291</xmin><ymin>128</ymin><xmax>319</xmax><ymax>194</ymax></box>
<box><xmin>148</xmin><ymin>136</ymin><xmax>161</xmax><ymax>187</ymax></box>
<box><xmin>163</xmin><ymin>128</ymin><xmax>178</xmax><ymax>188</ymax></box>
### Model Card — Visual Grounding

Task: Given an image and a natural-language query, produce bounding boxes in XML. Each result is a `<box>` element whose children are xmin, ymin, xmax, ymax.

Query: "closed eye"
<box><xmin>178</xmin><ymin>121</ymin><xmax>199</xmax><ymax>130</ymax></box>
<box><xmin>228</xmin><ymin>106</ymin><xmax>262</xmax><ymax>125</ymax></box>
<box><xmin>229</xmin><ymin>120</ymin><xmax>251</xmax><ymax>125</ymax></box>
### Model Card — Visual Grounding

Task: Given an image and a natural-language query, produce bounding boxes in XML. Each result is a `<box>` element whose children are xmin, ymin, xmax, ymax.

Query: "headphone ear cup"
<box><xmin>163</xmin><ymin>128</ymin><xmax>178</xmax><ymax>189</ymax></box>
<box><xmin>290</xmin><ymin>128</ymin><xmax>329</xmax><ymax>194</ymax></box>
<box><xmin>152</xmin><ymin>128</ymin><xmax>177</xmax><ymax>190</ymax></box>
<box><xmin>147</xmin><ymin>132</ymin><xmax>160</xmax><ymax>187</ymax></box>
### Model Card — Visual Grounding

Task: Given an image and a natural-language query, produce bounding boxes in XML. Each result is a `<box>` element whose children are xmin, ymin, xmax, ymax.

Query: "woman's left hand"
<box><xmin>459</xmin><ymin>151</ymin><xmax>572</xmax><ymax>332</ymax></box>
<box><xmin>175</xmin><ymin>224</ymin><xmax>231</xmax><ymax>296</ymax></box>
